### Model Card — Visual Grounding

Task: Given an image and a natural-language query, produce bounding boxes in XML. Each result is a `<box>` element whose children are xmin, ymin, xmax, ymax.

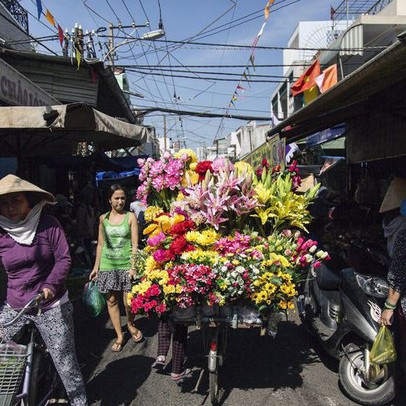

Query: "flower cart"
<box><xmin>129</xmin><ymin>151</ymin><xmax>329</xmax><ymax>404</ymax></box>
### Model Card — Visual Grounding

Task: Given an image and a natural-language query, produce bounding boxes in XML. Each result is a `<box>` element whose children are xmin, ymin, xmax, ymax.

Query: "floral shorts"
<box><xmin>97</xmin><ymin>269</ymin><xmax>132</xmax><ymax>293</ymax></box>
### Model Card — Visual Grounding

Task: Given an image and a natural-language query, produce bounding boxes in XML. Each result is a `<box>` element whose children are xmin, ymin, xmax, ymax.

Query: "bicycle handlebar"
<box><xmin>1</xmin><ymin>293</ymin><xmax>45</xmax><ymax>328</ymax></box>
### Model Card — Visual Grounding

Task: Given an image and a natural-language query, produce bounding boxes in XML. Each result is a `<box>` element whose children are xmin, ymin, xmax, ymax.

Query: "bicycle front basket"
<box><xmin>0</xmin><ymin>343</ymin><xmax>29</xmax><ymax>406</ymax></box>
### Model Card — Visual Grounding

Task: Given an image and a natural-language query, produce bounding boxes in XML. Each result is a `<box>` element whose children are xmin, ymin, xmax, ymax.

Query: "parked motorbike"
<box><xmin>298</xmin><ymin>240</ymin><xmax>396</xmax><ymax>406</ymax></box>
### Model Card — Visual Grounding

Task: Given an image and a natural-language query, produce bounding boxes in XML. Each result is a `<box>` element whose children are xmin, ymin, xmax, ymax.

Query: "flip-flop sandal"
<box><xmin>152</xmin><ymin>356</ymin><xmax>166</xmax><ymax>370</ymax></box>
<box><xmin>111</xmin><ymin>341</ymin><xmax>123</xmax><ymax>352</ymax></box>
<box><xmin>131</xmin><ymin>330</ymin><xmax>144</xmax><ymax>343</ymax></box>
<box><xmin>171</xmin><ymin>368</ymin><xmax>191</xmax><ymax>382</ymax></box>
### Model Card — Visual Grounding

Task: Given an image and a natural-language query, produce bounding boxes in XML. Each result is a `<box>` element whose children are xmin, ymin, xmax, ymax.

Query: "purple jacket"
<box><xmin>0</xmin><ymin>214</ymin><xmax>71</xmax><ymax>311</ymax></box>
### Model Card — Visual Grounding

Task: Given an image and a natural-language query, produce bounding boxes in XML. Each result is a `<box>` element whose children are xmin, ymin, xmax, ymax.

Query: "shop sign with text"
<box><xmin>0</xmin><ymin>58</ymin><xmax>59</xmax><ymax>106</ymax></box>
<box><xmin>243</xmin><ymin>134</ymin><xmax>286</xmax><ymax>169</ymax></box>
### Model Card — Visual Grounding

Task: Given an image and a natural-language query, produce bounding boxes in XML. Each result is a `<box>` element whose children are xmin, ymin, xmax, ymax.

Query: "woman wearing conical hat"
<box><xmin>0</xmin><ymin>174</ymin><xmax>87</xmax><ymax>406</ymax></box>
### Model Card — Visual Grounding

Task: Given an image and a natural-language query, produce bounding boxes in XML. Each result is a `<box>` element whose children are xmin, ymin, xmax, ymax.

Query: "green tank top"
<box><xmin>100</xmin><ymin>212</ymin><xmax>132</xmax><ymax>271</ymax></box>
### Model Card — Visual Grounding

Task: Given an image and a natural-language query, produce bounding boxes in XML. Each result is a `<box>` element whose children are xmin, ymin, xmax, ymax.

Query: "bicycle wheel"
<box><xmin>26</xmin><ymin>348</ymin><xmax>42</xmax><ymax>406</ymax></box>
<box><xmin>28</xmin><ymin>349</ymin><xmax>65</xmax><ymax>406</ymax></box>
<box><xmin>209</xmin><ymin>371</ymin><xmax>219</xmax><ymax>405</ymax></box>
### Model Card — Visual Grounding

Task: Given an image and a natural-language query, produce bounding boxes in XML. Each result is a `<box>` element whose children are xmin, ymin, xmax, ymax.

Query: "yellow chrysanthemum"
<box><xmin>145</xmin><ymin>255</ymin><xmax>159</xmax><ymax>272</ymax></box>
<box><xmin>174</xmin><ymin>149</ymin><xmax>198</xmax><ymax>163</ymax></box>
<box><xmin>189</xmin><ymin>162</ymin><xmax>197</xmax><ymax>171</ymax></box>
<box><xmin>281</xmin><ymin>273</ymin><xmax>293</xmax><ymax>283</ymax></box>
<box><xmin>132</xmin><ymin>280</ymin><xmax>152</xmax><ymax>295</ymax></box>
<box><xmin>185</xmin><ymin>229</ymin><xmax>220</xmax><ymax>246</ymax></box>
<box><xmin>145</xmin><ymin>206</ymin><xmax>163</xmax><ymax>222</ymax></box>
<box><xmin>181</xmin><ymin>249</ymin><xmax>219</xmax><ymax>264</ymax></box>
<box><xmin>264</xmin><ymin>282</ymin><xmax>277</xmax><ymax>294</ymax></box>
<box><xmin>280</xmin><ymin>284</ymin><xmax>297</xmax><ymax>297</ymax></box>
<box><xmin>279</xmin><ymin>300</ymin><xmax>288</xmax><ymax>310</ymax></box>
<box><xmin>163</xmin><ymin>284</ymin><xmax>177</xmax><ymax>294</ymax></box>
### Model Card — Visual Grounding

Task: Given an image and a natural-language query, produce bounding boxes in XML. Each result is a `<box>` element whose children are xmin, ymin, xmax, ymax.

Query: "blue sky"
<box><xmin>21</xmin><ymin>0</ymin><xmax>332</xmax><ymax>149</ymax></box>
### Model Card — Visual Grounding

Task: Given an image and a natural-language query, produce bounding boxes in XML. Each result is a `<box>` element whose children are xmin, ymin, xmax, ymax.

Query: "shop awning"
<box><xmin>267</xmin><ymin>35</ymin><xmax>406</xmax><ymax>142</ymax></box>
<box><xmin>0</xmin><ymin>103</ymin><xmax>150</xmax><ymax>157</ymax></box>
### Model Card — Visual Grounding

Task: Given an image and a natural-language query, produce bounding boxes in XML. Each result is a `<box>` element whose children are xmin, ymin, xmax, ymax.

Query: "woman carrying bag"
<box><xmin>90</xmin><ymin>184</ymin><xmax>143</xmax><ymax>352</ymax></box>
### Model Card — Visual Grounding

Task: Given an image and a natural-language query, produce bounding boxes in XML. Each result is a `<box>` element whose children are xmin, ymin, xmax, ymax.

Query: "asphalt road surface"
<box><xmin>73</xmin><ymin>303</ymin><xmax>405</xmax><ymax>406</ymax></box>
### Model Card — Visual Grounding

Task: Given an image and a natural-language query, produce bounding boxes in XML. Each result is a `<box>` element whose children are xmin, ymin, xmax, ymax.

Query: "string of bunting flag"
<box><xmin>215</xmin><ymin>0</ymin><xmax>275</xmax><ymax>139</ymax></box>
<box><xmin>35</xmin><ymin>0</ymin><xmax>83</xmax><ymax>69</ymax></box>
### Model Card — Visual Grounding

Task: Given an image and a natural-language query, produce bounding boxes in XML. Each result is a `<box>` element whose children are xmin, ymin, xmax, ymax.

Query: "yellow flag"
<box><xmin>303</xmin><ymin>85</ymin><xmax>319</xmax><ymax>105</ymax></box>
<box><xmin>45</xmin><ymin>9</ymin><xmax>56</xmax><ymax>27</ymax></box>
<box><xmin>76</xmin><ymin>47</ymin><xmax>81</xmax><ymax>70</ymax></box>
<box><xmin>264</xmin><ymin>0</ymin><xmax>275</xmax><ymax>20</ymax></box>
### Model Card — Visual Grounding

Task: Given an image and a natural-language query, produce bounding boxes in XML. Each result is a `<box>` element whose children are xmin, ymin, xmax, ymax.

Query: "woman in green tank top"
<box><xmin>89</xmin><ymin>184</ymin><xmax>143</xmax><ymax>352</ymax></box>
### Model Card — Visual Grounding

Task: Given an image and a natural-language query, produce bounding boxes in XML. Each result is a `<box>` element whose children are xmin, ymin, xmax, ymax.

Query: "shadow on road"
<box><xmin>86</xmin><ymin>354</ymin><xmax>152</xmax><ymax>406</ymax></box>
<box><xmin>182</xmin><ymin>319</ymin><xmax>321</xmax><ymax>404</ymax></box>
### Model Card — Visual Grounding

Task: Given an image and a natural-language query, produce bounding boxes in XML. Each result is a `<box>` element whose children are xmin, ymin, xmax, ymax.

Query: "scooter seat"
<box><xmin>315</xmin><ymin>263</ymin><xmax>342</xmax><ymax>290</ymax></box>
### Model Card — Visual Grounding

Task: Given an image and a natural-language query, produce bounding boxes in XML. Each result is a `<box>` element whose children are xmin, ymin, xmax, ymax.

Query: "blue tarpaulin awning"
<box><xmin>95</xmin><ymin>167</ymin><xmax>141</xmax><ymax>186</ymax></box>
<box><xmin>305</xmin><ymin>124</ymin><xmax>346</xmax><ymax>147</ymax></box>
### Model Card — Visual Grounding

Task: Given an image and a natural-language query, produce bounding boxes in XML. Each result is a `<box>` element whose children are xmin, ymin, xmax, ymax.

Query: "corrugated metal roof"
<box><xmin>0</xmin><ymin>49</ymin><xmax>138</xmax><ymax>123</ymax></box>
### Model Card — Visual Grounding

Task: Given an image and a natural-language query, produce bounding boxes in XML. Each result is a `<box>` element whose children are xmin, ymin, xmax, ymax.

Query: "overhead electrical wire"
<box><xmin>126</xmin><ymin>67</ymin><xmax>289</xmax><ymax>78</ymax></box>
<box><xmin>125</xmin><ymin>69</ymin><xmax>290</xmax><ymax>83</ymax></box>
<box><xmin>113</xmin><ymin>0</ymin><xmax>170</xmax><ymax>109</ymax></box>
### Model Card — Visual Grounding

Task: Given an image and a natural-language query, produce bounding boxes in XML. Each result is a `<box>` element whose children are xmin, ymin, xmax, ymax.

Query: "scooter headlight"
<box><xmin>355</xmin><ymin>273</ymin><xmax>389</xmax><ymax>298</ymax></box>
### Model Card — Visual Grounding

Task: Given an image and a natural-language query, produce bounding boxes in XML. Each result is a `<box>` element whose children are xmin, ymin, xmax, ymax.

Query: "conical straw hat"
<box><xmin>379</xmin><ymin>177</ymin><xmax>406</xmax><ymax>213</ymax></box>
<box><xmin>0</xmin><ymin>174</ymin><xmax>55</xmax><ymax>203</ymax></box>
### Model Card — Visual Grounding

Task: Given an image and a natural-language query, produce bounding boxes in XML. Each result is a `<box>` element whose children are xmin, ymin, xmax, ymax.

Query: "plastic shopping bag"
<box><xmin>82</xmin><ymin>281</ymin><xmax>106</xmax><ymax>317</ymax></box>
<box><xmin>370</xmin><ymin>326</ymin><xmax>397</xmax><ymax>365</ymax></box>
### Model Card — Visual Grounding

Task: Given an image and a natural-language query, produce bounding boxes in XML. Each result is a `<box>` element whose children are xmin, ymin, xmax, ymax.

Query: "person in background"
<box><xmin>129</xmin><ymin>195</ymin><xmax>147</xmax><ymax>248</ymax></box>
<box><xmin>379</xmin><ymin>178</ymin><xmax>406</xmax><ymax>376</ymax></box>
<box><xmin>0</xmin><ymin>174</ymin><xmax>87</xmax><ymax>406</ymax></box>
<box><xmin>152</xmin><ymin>319</ymin><xmax>190</xmax><ymax>381</ymax></box>
<box><xmin>307</xmin><ymin>186</ymin><xmax>332</xmax><ymax>242</ymax></box>
<box><xmin>380</xmin><ymin>177</ymin><xmax>406</xmax><ymax>258</ymax></box>
<box><xmin>89</xmin><ymin>184</ymin><xmax>143</xmax><ymax>352</ymax></box>
<box><xmin>74</xmin><ymin>190</ymin><xmax>96</xmax><ymax>268</ymax></box>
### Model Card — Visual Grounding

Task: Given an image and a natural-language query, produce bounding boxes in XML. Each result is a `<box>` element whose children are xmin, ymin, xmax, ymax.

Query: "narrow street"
<box><xmin>73</xmin><ymin>303</ymin><xmax>404</xmax><ymax>406</ymax></box>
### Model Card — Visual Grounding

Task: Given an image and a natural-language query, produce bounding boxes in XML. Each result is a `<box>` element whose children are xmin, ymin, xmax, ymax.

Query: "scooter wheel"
<box><xmin>339</xmin><ymin>344</ymin><xmax>395</xmax><ymax>406</ymax></box>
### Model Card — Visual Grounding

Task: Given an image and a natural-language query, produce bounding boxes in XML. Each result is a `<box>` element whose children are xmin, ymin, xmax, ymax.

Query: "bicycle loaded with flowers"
<box><xmin>129</xmin><ymin>150</ymin><xmax>329</xmax><ymax>332</ymax></box>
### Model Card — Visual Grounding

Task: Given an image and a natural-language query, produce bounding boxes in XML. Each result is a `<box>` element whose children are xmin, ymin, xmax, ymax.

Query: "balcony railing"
<box><xmin>332</xmin><ymin>0</ymin><xmax>393</xmax><ymax>27</ymax></box>
<box><xmin>1</xmin><ymin>0</ymin><xmax>29</xmax><ymax>33</ymax></box>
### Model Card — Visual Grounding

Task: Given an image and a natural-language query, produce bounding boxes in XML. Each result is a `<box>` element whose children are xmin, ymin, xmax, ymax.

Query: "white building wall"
<box><xmin>379</xmin><ymin>0</ymin><xmax>406</xmax><ymax>16</ymax></box>
<box><xmin>226</xmin><ymin>121</ymin><xmax>271</xmax><ymax>158</ymax></box>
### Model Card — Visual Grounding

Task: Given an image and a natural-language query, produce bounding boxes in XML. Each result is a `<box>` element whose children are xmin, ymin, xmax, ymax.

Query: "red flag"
<box><xmin>290</xmin><ymin>60</ymin><xmax>321</xmax><ymax>97</ymax></box>
<box><xmin>58</xmin><ymin>24</ymin><xmax>64</xmax><ymax>46</ymax></box>
<box><xmin>89</xmin><ymin>66</ymin><xmax>98</xmax><ymax>83</ymax></box>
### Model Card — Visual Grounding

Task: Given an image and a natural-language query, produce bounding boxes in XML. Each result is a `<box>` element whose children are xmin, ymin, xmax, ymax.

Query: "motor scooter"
<box><xmin>298</xmin><ymin>240</ymin><xmax>396</xmax><ymax>406</ymax></box>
